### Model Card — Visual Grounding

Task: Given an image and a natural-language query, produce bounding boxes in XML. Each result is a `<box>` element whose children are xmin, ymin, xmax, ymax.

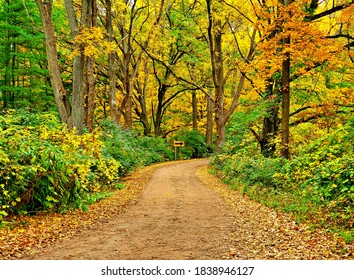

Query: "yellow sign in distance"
<box><xmin>173</xmin><ymin>140</ymin><xmax>185</xmax><ymax>147</ymax></box>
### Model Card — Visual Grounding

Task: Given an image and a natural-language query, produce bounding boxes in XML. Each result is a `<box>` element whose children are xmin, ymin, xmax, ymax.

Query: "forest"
<box><xmin>0</xmin><ymin>0</ymin><xmax>353</xmax><ymax>245</ymax></box>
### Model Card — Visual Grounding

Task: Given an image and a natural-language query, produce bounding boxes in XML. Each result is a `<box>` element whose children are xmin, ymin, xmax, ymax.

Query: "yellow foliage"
<box><xmin>71</xmin><ymin>26</ymin><xmax>115</xmax><ymax>58</ymax></box>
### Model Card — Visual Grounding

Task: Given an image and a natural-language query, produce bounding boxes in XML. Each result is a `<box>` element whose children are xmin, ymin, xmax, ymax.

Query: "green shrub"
<box><xmin>101</xmin><ymin>120</ymin><xmax>173</xmax><ymax>176</ymax></box>
<box><xmin>0</xmin><ymin>110</ymin><xmax>121</xmax><ymax>215</ymax></box>
<box><xmin>211</xmin><ymin>114</ymin><xmax>354</xmax><ymax>239</ymax></box>
<box><xmin>211</xmin><ymin>152</ymin><xmax>284</xmax><ymax>188</ymax></box>
<box><xmin>174</xmin><ymin>130</ymin><xmax>209</xmax><ymax>159</ymax></box>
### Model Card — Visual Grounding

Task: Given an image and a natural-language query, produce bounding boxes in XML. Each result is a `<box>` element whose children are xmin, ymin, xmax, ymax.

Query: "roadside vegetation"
<box><xmin>0</xmin><ymin>110</ymin><xmax>174</xmax><ymax>224</ymax></box>
<box><xmin>211</xmin><ymin>112</ymin><xmax>354</xmax><ymax>243</ymax></box>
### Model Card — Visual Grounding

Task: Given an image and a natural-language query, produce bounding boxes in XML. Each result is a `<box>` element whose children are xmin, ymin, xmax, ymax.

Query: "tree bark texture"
<box><xmin>206</xmin><ymin>90</ymin><xmax>213</xmax><ymax>146</ymax></box>
<box><xmin>64</xmin><ymin>0</ymin><xmax>85</xmax><ymax>134</ymax></box>
<box><xmin>35</xmin><ymin>0</ymin><xmax>72</xmax><ymax>126</ymax></box>
<box><xmin>207</xmin><ymin>0</ymin><xmax>226</xmax><ymax>148</ymax></box>
<box><xmin>192</xmin><ymin>90</ymin><xmax>198</xmax><ymax>131</ymax></box>
<box><xmin>134</xmin><ymin>62</ymin><xmax>151</xmax><ymax>135</ymax></box>
<box><xmin>83</xmin><ymin>0</ymin><xmax>97</xmax><ymax>132</ymax></box>
<box><xmin>281</xmin><ymin>48</ymin><xmax>291</xmax><ymax>159</ymax></box>
<box><xmin>280</xmin><ymin>0</ymin><xmax>292</xmax><ymax>159</ymax></box>
<box><xmin>106</xmin><ymin>0</ymin><xmax>119</xmax><ymax>124</ymax></box>
<box><xmin>64</xmin><ymin>0</ymin><xmax>97</xmax><ymax>134</ymax></box>
<box><xmin>120</xmin><ymin>2</ymin><xmax>133</xmax><ymax>129</ymax></box>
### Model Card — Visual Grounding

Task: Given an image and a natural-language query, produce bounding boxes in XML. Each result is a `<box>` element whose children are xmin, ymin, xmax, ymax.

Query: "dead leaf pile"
<box><xmin>196</xmin><ymin>166</ymin><xmax>353</xmax><ymax>260</ymax></box>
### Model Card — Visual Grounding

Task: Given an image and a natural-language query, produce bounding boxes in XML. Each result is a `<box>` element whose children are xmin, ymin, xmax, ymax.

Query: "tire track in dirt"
<box><xmin>25</xmin><ymin>159</ymin><xmax>234</xmax><ymax>260</ymax></box>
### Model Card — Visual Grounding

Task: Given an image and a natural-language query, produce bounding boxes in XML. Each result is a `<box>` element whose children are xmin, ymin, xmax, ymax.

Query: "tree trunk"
<box><xmin>71</xmin><ymin>54</ymin><xmax>85</xmax><ymax>135</ymax></box>
<box><xmin>85</xmin><ymin>55</ymin><xmax>96</xmax><ymax>132</ymax></box>
<box><xmin>260</xmin><ymin>105</ymin><xmax>279</xmax><ymax>157</ymax></box>
<box><xmin>121</xmin><ymin>3</ymin><xmax>133</xmax><ymax>129</ymax></box>
<box><xmin>153</xmin><ymin>84</ymin><xmax>167</xmax><ymax>136</ymax></box>
<box><xmin>123</xmin><ymin>68</ymin><xmax>133</xmax><ymax>129</ymax></box>
<box><xmin>281</xmin><ymin>0</ymin><xmax>292</xmax><ymax>159</ymax></box>
<box><xmin>192</xmin><ymin>90</ymin><xmax>198</xmax><ymax>130</ymax></box>
<box><xmin>64</xmin><ymin>0</ymin><xmax>85</xmax><ymax>134</ymax></box>
<box><xmin>214</xmin><ymin>87</ymin><xmax>225</xmax><ymax>147</ymax></box>
<box><xmin>106</xmin><ymin>0</ymin><xmax>119</xmax><ymax>124</ymax></box>
<box><xmin>213</xmin><ymin>26</ymin><xmax>225</xmax><ymax>147</ymax></box>
<box><xmin>3</xmin><ymin>34</ymin><xmax>11</xmax><ymax>109</ymax></box>
<box><xmin>83</xmin><ymin>0</ymin><xmax>97</xmax><ymax>132</ymax></box>
<box><xmin>206</xmin><ymin>89</ymin><xmax>213</xmax><ymax>145</ymax></box>
<box><xmin>207</xmin><ymin>0</ymin><xmax>226</xmax><ymax>148</ymax></box>
<box><xmin>134</xmin><ymin>63</ymin><xmax>151</xmax><ymax>135</ymax></box>
<box><xmin>135</xmin><ymin>92</ymin><xmax>151</xmax><ymax>135</ymax></box>
<box><xmin>108</xmin><ymin>51</ymin><xmax>119</xmax><ymax>123</ymax></box>
<box><xmin>258</xmin><ymin>79</ymin><xmax>281</xmax><ymax>157</ymax></box>
<box><xmin>281</xmin><ymin>48</ymin><xmax>291</xmax><ymax>159</ymax></box>
<box><xmin>35</xmin><ymin>0</ymin><xmax>72</xmax><ymax>126</ymax></box>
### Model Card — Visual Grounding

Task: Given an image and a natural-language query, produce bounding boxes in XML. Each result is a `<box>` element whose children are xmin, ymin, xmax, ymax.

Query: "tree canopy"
<box><xmin>0</xmin><ymin>0</ymin><xmax>351</xmax><ymax>151</ymax></box>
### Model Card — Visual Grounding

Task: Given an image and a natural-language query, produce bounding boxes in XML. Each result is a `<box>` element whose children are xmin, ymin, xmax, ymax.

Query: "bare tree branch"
<box><xmin>305</xmin><ymin>1</ymin><xmax>354</xmax><ymax>21</ymax></box>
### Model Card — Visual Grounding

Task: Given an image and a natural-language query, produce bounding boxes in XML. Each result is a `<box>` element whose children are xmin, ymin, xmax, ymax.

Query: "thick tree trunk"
<box><xmin>207</xmin><ymin>0</ymin><xmax>226</xmax><ymax>148</ymax></box>
<box><xmin>135</xmin><ymin>94</ymin><xmax>151</xmax><ymax>135</ymax></box>
<box><xmin>258</xmin><ymin>0</ymin><xmax>293</xmax><ymax>157</ymax></box>
<box><xmin>153</xmin><ymin>84</ymin><xmax>167</xmax><ymax>136</ymax></box>
<box><xmin>213</xmin><ymin>27</ymin><xmax>225</xmax><ymax>148</ymax></box>
<box><xmin>71</xmin><ymin>53</ymin><xmax>85</xmax><ymax>134</ymax></box>
<box><xmin>123</xmin><ymin>69</ymin><xmax>133</xmax><ymax>129</ymax></box>
<box><xmin>108</xmin><ymin>51</ymin><xmax>119</xmax><ymax>123</ymax></box>
<box><xmin>120</xmin><ymin>3</ymin><xmax>133</xmax><ymax>130</ymax></box>
<box><xmin>140</xmin><ymin>68</ymin><xmax>151</xmax><ymax>135</ymax></box>
<box><xmin>106</xmin><ymin>0</ymin><xmax>119</xmax><ymax>124</ymax></box>
<box><xmin>281</xmin><ymin>0</ymin><xmax>292</xmax><ymax>159</ymax></box>
<box><xmin>35</xmin><ymin>0</ymin><xmax>72</xmax><ymax>126</ymax></box>
<box><xmin>214</xmin><ymin>85</ymin><xmax>225</xmax><ymax>147</ymax></box>
<box><xmin>85</xmin><ymin>55</ymin><xmax>96</xmax><ymax>131</ymax></box>
<box><xmin>192</xmin><ymin>90</ymin><xmax>198</xmax><ymax>130</ymax></box>
<box><xmin>64</xmin><ymin>0</ymin><xmax>85</xmax><ymax>134</ymax></box>
<box><xmin>258</xmin><ymin>78</ymin><xmax>281</xmax><ymax>157</ymax></box>
<box><xmin>260</xmin><ymin>105</ymin><xmax>279</xmax><ymax>157</ymax></box>
<box><xmin>3</xmin><ymin>39</ymin><xmax>11</xmax><ymax>109</ymax></box>
<box><xmin>206</xmin><ymin>90</ymin><xmax>213</xmax><ymax>145</ymax></box>
<box><xmin>83</xmin><ymin>0</ymin><xmax>97</xmax><ymax>132</ymax></box>
<box><xmin>281</xmin><ymin>50</ymin><xmax>291</xmax><ymax>159</ymax></box>
<box><xmin>134</xmin><ymin>64</ymin><xmax>151</xmax><ymax>135</ymax></box>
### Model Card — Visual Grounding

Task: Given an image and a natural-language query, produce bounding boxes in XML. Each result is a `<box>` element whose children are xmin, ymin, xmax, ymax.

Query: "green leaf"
<box><xmin>46</xmin><ymin>195</ymin><xmax>58</xmax><ymax>202</ymax></box>
<box><xmin>0</xmin><ymin>210</ymin><xmax>8</xmax><ymax>217</ymax></box>
<box><xmin>48</xmin><ymin>175</ymin><xmax>55</xmax><ymax>184</ymax></box>
<box><xmin>30</xmin><ymin>155</ymin><xmax>37</xmax><ymax>164</ymax></box>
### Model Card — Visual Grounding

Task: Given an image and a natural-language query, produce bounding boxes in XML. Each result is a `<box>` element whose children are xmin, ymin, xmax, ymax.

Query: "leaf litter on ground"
<box><xmin>196</xmin><ymin>166</ymin><xmax>353</xmax><ymax>260</ymax></box>
<box><xmin>1</xmin><ymin>160</ymin><xmax>353</xmax><ymax>260</ymax></box>
<box><xmin>0</xmin><ymin>162</ymin><xmax>177</xmax><ymax>260</ymax></box>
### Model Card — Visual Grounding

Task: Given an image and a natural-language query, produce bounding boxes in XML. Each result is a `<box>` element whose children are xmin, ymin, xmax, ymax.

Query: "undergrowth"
<box><xmin>211</xmin><ymin>116</ymin><xmax>354</xmax><ymax>244</ymax></box>
<box><xmin>0</xmin><ymin>110</ymin><xmax>174</xmax><ymax>222</ymax></box>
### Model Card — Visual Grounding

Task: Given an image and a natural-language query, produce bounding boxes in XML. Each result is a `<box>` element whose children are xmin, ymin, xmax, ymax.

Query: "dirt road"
<box><xmin>25</xmin><ymin>159</ymin><xmax>233</xmax><ymax>259</ymax></box>
<box><xmin>22</xmin><ymin>159</ymin><xmax>351</xmax><ymax>260</ymax></box>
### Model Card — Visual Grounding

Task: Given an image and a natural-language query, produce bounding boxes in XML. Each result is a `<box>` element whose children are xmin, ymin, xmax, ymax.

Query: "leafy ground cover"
<box><xmin>196</xmin><ymin>165</ymin><xmax>353</xmax><ymax>259</ymax></box>
<box><xmin>211</xmin><ymin>115</ymin><xmax>354</xmax><ymax>244</ymax></box>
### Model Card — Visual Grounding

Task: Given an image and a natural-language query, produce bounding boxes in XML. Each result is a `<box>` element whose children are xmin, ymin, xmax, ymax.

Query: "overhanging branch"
<box><xmin>304</xmin><ymin>1</ymin><xmax>354</xmax><ymax>21</ymax></box>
